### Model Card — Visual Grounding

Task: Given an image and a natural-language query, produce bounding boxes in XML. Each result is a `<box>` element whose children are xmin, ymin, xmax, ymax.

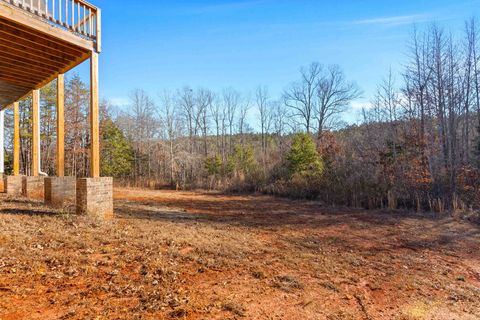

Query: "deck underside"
<box><xmin>0</xmin><ymin>2</ymin><xmax>94</xmax><ymax>109</ymax></box>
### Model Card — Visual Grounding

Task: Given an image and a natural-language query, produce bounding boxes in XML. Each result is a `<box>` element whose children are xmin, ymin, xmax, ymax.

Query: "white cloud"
<box><xmin>350</xmin><ymin>101</ymin><xmax>372</xmax><ymax>111</ymax></box>
<box><xmin>109</xmin><ymin>97</ymin><xmax>129</xmax><ymax>107</ymax></box>
<box><xmin>353</xmin><ymin>14</ymin><xmax>431</xmax><ymax>27</ymax></box>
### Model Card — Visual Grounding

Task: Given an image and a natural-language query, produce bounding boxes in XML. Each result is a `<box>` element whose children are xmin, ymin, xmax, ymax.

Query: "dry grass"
<box><xmin>0</xmin><ymin>188</ymin><xmax>479</xmax><ymax>319</ymax></box>
<box><xmin>271</xmin><ymin>275</ymin><xmax>304</xmax><ymax>292</ymax></box>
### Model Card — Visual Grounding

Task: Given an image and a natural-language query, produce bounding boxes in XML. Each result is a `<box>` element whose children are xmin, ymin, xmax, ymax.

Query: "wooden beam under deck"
<box><xmin>0</xmin><ymin>0</ymin><xmax>102</xmax><ymax>180</ymax></box>
<box><xmin>0</xmin><ymin>22</ymin><xmax>85</xmax><ymax>57</ymax></box>
<box><xmin>0</xmin><ymin>5</ymin><xmax>94</xmax><ymax>109</ymax></box>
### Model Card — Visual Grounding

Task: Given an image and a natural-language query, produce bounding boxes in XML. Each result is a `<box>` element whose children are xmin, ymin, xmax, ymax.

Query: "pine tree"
<box><xmin>101</xmin><ymin>119</ymin><xmax>134</xmax><ymax>178</ymax></box>
<box><xmin>284</xmin><ymin>133</ymin><xmax>324</xmax><ymax>200</ymax></box>
<box><xmin>204</xmin><ymin>155</ymin><xmax>223</xmax><ymax>176</ymax></box>
<box><xmin>227</xmin><ymin>145</ymin><xmax>257</xmax><ymax>180</ymax></box>
<box><xmin>287</xmin><ymin>133</ymin><xmax>324</xmax><ymax>177</ymax></box>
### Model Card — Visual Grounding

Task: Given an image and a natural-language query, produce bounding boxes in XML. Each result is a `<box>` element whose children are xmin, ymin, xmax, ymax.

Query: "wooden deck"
<box><xmin>0</xmin><ymin>0</ymin><xmax>100</xmax><ymax>109</ymax></box>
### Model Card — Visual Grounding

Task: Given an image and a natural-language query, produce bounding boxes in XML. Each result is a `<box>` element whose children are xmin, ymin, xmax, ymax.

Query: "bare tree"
<box><xmin>372</xmin><ymin>69</ymin><xmax>403</xmax><ymax>175</ymax></box>
<box><xmin>272</xmin><ymin>100</ymin><xmax>288</xmax><ymax>136</ymax></box>
<box><xmin>377</xmin><ymin>71</ymin><xmax>400</xmax><ymax>123</ymax></box>
<box><xmin>209</xmin><ymin>94</ymin><xmax>224</xmax><ymax>155</ymax></box>
<box><xmin>222</xmin><ymin>88</ymin><xmax>240</xmax><ymax>151</ymax></box>
<box><xmin>178</xmin><ymin>87</ymin><xmax>196</xmax><ymax>154</ymax></box>
<box><xmin>128</xmin><ymin>89</ymin><xmax>158</xmax><ymax>183</ymax></box>
<box><xmin>315</xmin><ymin>65</ymin><xmax>361</xmax><ymax>139</ymax></box>
<box><xmin>65</xmin><ymin>74</ymin><xmax>89</xmax><ymax>177</ymax></box>
<box><xmin>465</xmin><ymin>18</ymin><xmax>480</xmax><ymax>166</ymax></box>
<box><xmin>284</xmin><ymin>62</ymin><xmax>322</xmax><ymax>133</ymax></box>
<box><xmin>271</xmin><ymin>100</ymin><xmax>288</xmax><ymax>152</ymax></box>
<box><xmin>159</xmin><ymin>91</ymin><xmax>180</xmax><ymax>186</ymax></box>
<box><xmin>237</xmin><ymin>94</ymin><xmax>250</xmax><ymax>146</ymax></box>
<box><xmin>403</xmin><ymin>26</ymin><xmax>432</xmax><ymax>143</ymax></box>
<box><xmin>256</xmin><ymin>85</ymin><xmax>269</xmax><ymax>160</ymax></box>
<box><xmin>196</xmin><ymin>88</ymin><xmax>214</xmax><ymax>156</ymax></box>
<box><xmin>462</xmin><ymin>19</ymin><xmax>476</xmax><ymax>163</ymax></box>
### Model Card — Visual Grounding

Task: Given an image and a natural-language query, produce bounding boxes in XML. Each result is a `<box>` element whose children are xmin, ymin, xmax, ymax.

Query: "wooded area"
<box><xmin>4</xmin><ymin>19</ymin><xmax>480</xmax><ymax>213</ymax></box>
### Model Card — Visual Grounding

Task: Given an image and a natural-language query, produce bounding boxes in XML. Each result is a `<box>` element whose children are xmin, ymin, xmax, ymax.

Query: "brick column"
<box><xmin>44</xmin><ymin>176</ymin><xmax>76</xmax><ymax>208</ymax></box>
<box><xmin>76</xmin><ymin>177</ymin><xmax>113</xmax><ymax>218</ymax></box>
<box><xmin>74</xmin><ymin>52</ymin><xmax>113</xmax><ymax>219</ymax></box>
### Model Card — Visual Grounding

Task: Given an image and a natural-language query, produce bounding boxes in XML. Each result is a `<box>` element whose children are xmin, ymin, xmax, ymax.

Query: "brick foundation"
<box><xmin>76</xmin><ymin>177</ymin><xmax>113</xmax><ymax>218</ymax></box>
<box><xmin>4</xmin><ymin>176</ymin><xmax>23</xmax><ymax>196</ymax></box>
<box><xmin>22</xmin><ymin>176</ymin><xmax>45</xmax><ymax>200</ymax></box>
<box><xmin>44</xmin><ymin>176</ymin><xmax>76</xmax><ymax>208</ymax></box>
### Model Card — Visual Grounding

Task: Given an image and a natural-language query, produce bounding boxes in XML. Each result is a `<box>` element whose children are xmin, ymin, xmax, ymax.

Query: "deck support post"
<box><xmin>90</xmin><ymin>52</ymin><xmax>100</xmax><ymax>178</ymax></box>
<box><xmin>0</xmin><ymin>109</ymin><xmax>4</xmax><ymax>192</ymax></box>
<box><xmin>76</xmin><ymin>51</ymin><xmax>112</xmax><ymax>218</ymax></box>
<box><xmin>13</xmin><ymin>102</ymin><xmax>20</xmax><ymax>176</ymax></box>
<box><xmin>0</xmin><ymin>109</ymin><xmax>4</xmax><ymax>176</ymax></box>
<box><xmin>57</xmin><ymin>74</ymin><xmax>65</xmax><ymax>177</ymax></box>
<box><xmin>5</xmin><ymin>102</ymin><xmax>22</xmax><ymax>195</ymax></box>
<box><xmin>23</xmin><ymin>90</ymin><xmax>45</xmax><ymax>199</ymax></box>
<box><xmin>45</xmin><ymin>74</ymin><xmax>75</xmax><ymax>208</ymax></box>
<box><xmin>32</xmin><ymin>89</ymin><xmax>39</xmax><ymax>177</ymax></box>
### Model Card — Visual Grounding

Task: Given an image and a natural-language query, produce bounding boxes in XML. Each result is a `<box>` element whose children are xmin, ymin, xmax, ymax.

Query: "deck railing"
<box><xmin>3</xmin><ymin>0</ymin><xmax>101</xmax><ymax>51</ymax></box>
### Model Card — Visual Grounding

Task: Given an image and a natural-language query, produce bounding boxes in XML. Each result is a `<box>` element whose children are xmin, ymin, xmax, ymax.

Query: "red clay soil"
<box><xmin>0</xmin><ymin>188</ymin><xmax>479</xmax><ymax>319</ymax></box>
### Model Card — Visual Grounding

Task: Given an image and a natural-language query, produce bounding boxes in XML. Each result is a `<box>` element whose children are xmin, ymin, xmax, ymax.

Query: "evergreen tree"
<box><xmin>228</xmin><ymin>145</ymin><xmax>256</xmax><ymax>175</ymax></box>
<box><xmin>204</xmin><ymin>155</ymin><xmax>223</xmax><ymax>176</ymax></box>
<box><xmin>282</xmin><ymin>133</ymin><xmax>324</xmax><ymax>200</ymax></box>
<box><xmin>101</xmin><ymin>119</ymin><xmax>134</xmax><ymax>178</ymax></box>
<box><xmin>227</xmin><ymin>144</ymin><xmax>257</xmax><ymax>179</ymax></box>
<box><xmin>287</xmin><ymin>133</ymin><xmax>324</xmax><ymax>177</ymax></box>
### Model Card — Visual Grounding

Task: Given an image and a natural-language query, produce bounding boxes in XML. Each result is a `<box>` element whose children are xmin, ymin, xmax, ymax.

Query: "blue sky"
<box><xmin>73</xmin><ymin>0</ymin><xmax>479</xmax><ymax>124</ymax></box>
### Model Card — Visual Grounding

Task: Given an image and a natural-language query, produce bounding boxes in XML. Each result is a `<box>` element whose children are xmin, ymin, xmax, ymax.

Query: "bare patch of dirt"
<box><xmin>0</xmin><ymin>187</ymin><xmax>479</xmax><ymax>319</ymax></box>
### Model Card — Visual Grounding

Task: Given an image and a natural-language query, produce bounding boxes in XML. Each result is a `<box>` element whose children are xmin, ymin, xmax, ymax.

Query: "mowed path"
<box><xmin>0</xmin><ymin>187</ymin><xmax>479</xmax><ymax>319</ymax></box>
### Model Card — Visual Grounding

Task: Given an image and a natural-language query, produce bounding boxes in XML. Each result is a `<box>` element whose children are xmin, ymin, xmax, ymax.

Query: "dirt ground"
<box><xmin>0</xmin><ymin>188</ymin><xmax>479</xmax><ymax>320</ymax></box>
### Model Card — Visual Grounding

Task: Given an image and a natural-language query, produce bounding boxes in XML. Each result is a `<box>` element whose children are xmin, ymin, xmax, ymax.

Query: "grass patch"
<box><xmin>272</xmin><ymin>275</ymin><xmax>304</xmax><ymax>292</ymax></box>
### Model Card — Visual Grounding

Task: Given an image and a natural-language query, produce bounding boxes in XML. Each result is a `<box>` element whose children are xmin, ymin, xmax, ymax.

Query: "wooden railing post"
<box><xmin>1</xmin><ymin>0</ymin><xmax>99</xmax><ymax>43</ymax></box>
<box><xmin>95</xmin><ymin>7</ymin><xmax>101</xmax><ymax>52</ymax></box>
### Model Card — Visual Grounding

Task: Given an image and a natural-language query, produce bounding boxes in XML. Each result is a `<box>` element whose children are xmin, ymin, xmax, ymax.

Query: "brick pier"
<box><xmin>76</xmin><ymin>177</ymin><xmax>113</xmax><ymax>218</ymax></box>
<box><xmin>44</xmin><ymin>177</ymin><xmax>76</xmax><ymax>208</ymax></box>
<box><xmin>4</xmin><ymin>176</ymin><xmax>23</xmax><ymax>196</ymax></box>
<box><xmin>22</xmin><ymin>176</ymin><xmax>45</xmax><ymax>199</ymax></box>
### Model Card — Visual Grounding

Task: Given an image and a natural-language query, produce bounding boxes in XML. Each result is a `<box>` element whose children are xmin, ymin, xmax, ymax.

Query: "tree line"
<box><xmin>3</xmin><ymin>18</ymin><xmax>480</xmax><ymax>212</ymax></box>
